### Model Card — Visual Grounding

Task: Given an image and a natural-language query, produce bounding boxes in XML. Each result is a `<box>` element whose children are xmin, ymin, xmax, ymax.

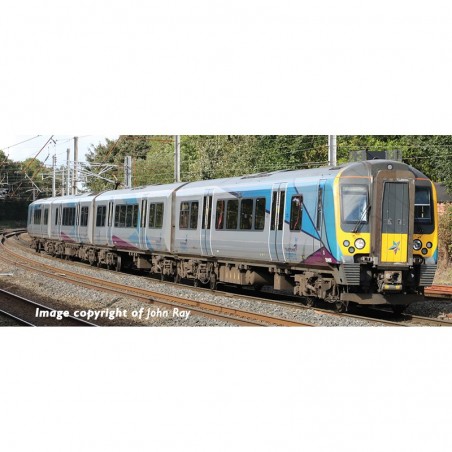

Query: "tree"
<box><xmin>85</xmin><ymin>136</ymin><xmax>173</xmax><ymax>191</ymax></box>
<box><xmin>85</xmin><ymin>135</ymin><xmax>452</xmax><ymax>194</ymax></box>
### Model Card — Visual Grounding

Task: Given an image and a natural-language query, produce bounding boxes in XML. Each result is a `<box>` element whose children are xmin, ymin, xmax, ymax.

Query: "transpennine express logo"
<box><xmin>389</xmin><ymin>241</ymin><xmax>401</xmax><ymax>255</ymax></box>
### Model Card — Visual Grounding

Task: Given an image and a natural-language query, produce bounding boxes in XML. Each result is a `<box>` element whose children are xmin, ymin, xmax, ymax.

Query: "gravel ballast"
<box><xmin>2</xmin><ymin>234</ymin><xmax>451</xmax><ymax>326</ymax></box>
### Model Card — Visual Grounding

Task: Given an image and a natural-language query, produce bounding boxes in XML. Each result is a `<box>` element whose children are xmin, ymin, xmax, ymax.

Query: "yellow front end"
<box><xmin>380</xmin><ymin>233</ymin><xmax>408</xmax><ymax>263</ymax></box>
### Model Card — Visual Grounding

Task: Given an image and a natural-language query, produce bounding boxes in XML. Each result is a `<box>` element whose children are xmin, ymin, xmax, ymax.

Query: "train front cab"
<box><xmin>335</xmin><ymin>161</ymin><xmax>438</xmax><ymax>310</ymax></box>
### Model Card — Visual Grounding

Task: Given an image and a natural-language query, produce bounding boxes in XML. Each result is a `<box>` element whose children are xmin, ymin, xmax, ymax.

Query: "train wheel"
<box><xmin>174</xmin><ymin>273</ymin><xmax>181</xmax><ymax>284</ymax></box>
<box><xmin>193</xmin><ymin>279</ymin><xmax>199</xmax><ymax>287</ymax></box>
<box><xmin>335</xmin><ymin>301</ymin><xmax>346</xmax><ymax>313</ymax></box>
<box><xmin>305</xmin><ymin>296</ymin><xmax>315</xmax><ymax>308</ymax></box>
<box><xmin>209</xmin><ymin>273</ymin><xmax>217</xmax><ymax>290</ymax></box>
<box><xmin>116</xmin><ymin>256</ymin><xmax>122</xmax><ymax>272</ymax></box>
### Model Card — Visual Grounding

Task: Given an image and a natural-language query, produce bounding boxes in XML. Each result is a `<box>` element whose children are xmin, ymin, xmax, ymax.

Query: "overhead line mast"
<box><xmin>73</xmin><ymin>136</ymin><xmax>78</xmax><ymax>195</ymax></box>
<box><xmin>328</xmin><ymin>135</ymin><xmax>337</xmax><ymax>166</ymax></box>
<box><xmin>174</xmin><ymin>135</ymin><xmax>181</xmax><ymax>182</ymax></box>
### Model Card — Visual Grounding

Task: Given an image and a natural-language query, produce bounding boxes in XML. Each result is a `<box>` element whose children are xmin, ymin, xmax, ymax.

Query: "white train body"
<box><xmin>27</xmin><ymin>161</ymin><xmax>438</xmax><ymax>311</ymax></box>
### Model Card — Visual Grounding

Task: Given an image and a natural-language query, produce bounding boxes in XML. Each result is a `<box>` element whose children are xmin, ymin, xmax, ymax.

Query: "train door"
<box><xmin>56</xmin><ymin>204</ymin><xmax>62</xmax><ymax>240</ymax></box>
<box><xmin>373</xmin><ymin>170</ymin><xmax>414</xmax><ymax>264</ymax></box>
<box><xmin>200</xmin><ymin>190</ymin><xmax>213</xmax><ymax>256</ymax></box>
<box><xmin>95</xmin><ymin>201</ymin><xmax>113</xmax><ymax>246</ymax></box>
<box><xmin>316</xmin><ymin>179</ymin><xmax>326</xmax><ymax>241</ymax></box>
<box><xmin>75</xmin><ymin>203</ymin><xmax>81</xmax><ymax>242</ymax></box>
<box><xmin>107</xmin><ymin>201</ymin><xmax>114</xmax><ymax>246</ymax></box>
<box><xmin>44</xmin><ymin>206</ymin><xmax>50</xmax><ymax>238</ymax></box>
<box><xmin>139</xmin><ymin>197</ymin><xmax>148</xmax><ymax>250</ymax></box>
<box><xmin>78</xmin><ymin>203</ymin><xmax>90</xmax><ymax>243</ymax></box>
<box><xmin>269</xmin><ymin>183</ymin><xmax>287</xmax><ymax>261</ymax></box>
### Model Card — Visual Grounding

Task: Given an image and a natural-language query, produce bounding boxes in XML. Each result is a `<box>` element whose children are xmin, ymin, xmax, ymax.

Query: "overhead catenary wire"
<box><xmin>0</xmin><ymin>135</ymin><xmax>42</xmax><ymax>150</ymax></box>
<box><xmin>4</xmin><ymin>135</ymin><xmax>452</xmax><ymax>199</ymax></box>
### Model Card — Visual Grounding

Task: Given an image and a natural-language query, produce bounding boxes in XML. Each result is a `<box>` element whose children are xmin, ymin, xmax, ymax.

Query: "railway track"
<box><xmin>0</xmin><ymin>287</ymin><xmax>97</xmax><ymax>327</ymax></box>
<box><xmin>0</xmin><ymin>233</ymin><xmax>313</xmax><ymax>327</ymax></box>
<box><xmin>5</xmin><ymin>230</ymin><xmax>452</xmax><ymax>327</ymax></box>
<box><xmin>7</xmin><ymin>231</ymin><xmax>410</xmax><ymax>326</ymax></box>
<box><xmin>401</xmin><ymin>313</ymin><xmax>452</xmax><ymax>327</ymax></box>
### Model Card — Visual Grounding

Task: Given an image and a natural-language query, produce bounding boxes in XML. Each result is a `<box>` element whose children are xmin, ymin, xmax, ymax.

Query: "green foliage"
<box><xmin>0</xmin><ymin>149</ymin><xmax>53</xmax><ymax>199</ymax></box>
<box><xmin>85</xmin><ymin>135</ymin><xmax>331</xmax><ymax>191</ymax></box>
<box><xmin>85</xmin><ymin>136</ymin><xmax>175</xmax><ymax>191</ymax></box>
<box><xmin>83</xmin><ymin>135</ymin><xmax>452</xmax><ymax>198</ymax></box>
<box><xmin>337</xmin><ymin>135</ymin><xmax>452</xmax><ymax>192</ymax></box>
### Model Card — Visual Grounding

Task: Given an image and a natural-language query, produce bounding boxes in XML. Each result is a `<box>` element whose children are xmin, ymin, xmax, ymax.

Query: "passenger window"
<box><xmin>179</xmin><ymin>202</ymin><xmax>190</xmax><ymax>229</ymax></box>
<box><xmin>80</xmin><ymin>207</ymin><xmax>88</xmax><ymax>227</ymax></box>
<box><xmin>96</xmin><ymin>206</ymin><xmax>106</xmax><ymax>227</ymax></box>
<box><xmin>190</xmin><ymin>201</ymin><xmax>199</xmax><ymax>229</ymax></box>
<box><xmin>216</xmin><ymin>200</ymin><xmax>225</xmax><ymax>229</ymax></box>
<box><xmin>114</xmin><ymin>205</ymin><xmax>138</xmax><ymax>228</ymax></box>
<box><xmin>179</xmin><ymin>201</ymin><xmax>198</xmax><ymax>229</ymax></box>
<box><xmin>155</xmin><ymin>203</ymin><xmax>164</xmax><ymax>228</ymax></box>
<box><xmin>202</xmin><ymin>196</ymin><xmax>212</xmax><ymax>229</ymax></box>
<box><xmin>126</xmin><ymin>206</ymin><xmax>133</xmax><ymax>227</ymax></box>
<box><xmin>290</xmin><ymin>195</ymin><xmax>303</xmax><ymax>231</ymax></box>
<box><xmin>43</xmin><ymin>208</ymin><xmax>49</xmax><ymax>226</ymax></box>
<box><xmin>226</xmin><ymin>199</ymin><xmax>238</xmax><ymax>229</ymax></box>
<box><xmin>240</xmin><ymin>199</ymin><xmax>253</xmax><ymax>230</ymax></box>
<box><xmin>33</xmin><ymin>208</ymin><xmax>42</xmax><ymax>225</ymax></box>
<box><xmin>115</xmin><ymin>206</ymin><xmax>120</xmax><ymax>227</ymax></box>
<box><xmin>254</xmin><ymin>198</ymin><xmax>266</xmax><ymax>230</ymax></box>
<box><xmin>271</xmin><ymin>192</ymin><xmax>277</xmax><ymax>231</ymax></box>
<box><xmin>278</xmin><ymin>191</ymin><xmax>285</xmax><ymax>231</ymax></box>
<box><xmin>149</xmin><ymin>204</ymin><xmax>156</xmax><ymax>228</ymax></box>
<box><xmin>119</xmin><ymin>206</ymin><xmax>126</xmax><ymax>227</ymax></box>
<box><xmin>149</xmin><ymin>203</ymin><xmax>165</xmax><ymax>229</ymax></box>
<box><xmin>271</xmin><ymin>191</ymin><xmax>285</xmax><ymax>231</ymax></box>
<box><xmin>62</xmin><ymin>207</ymin><xmax>76</xmax><ymax>226</ymax></box>
<box><xmin>316</xmin><ymin>187</ymin><xmax>323</xmax><ymax>230</ymax></box>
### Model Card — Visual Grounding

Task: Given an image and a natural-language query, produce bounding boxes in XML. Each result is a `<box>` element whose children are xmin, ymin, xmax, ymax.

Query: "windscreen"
<box><xmin>341</xmin><ymin>185</ymin><xmax>368</xmax><ymax>223</ymax></box>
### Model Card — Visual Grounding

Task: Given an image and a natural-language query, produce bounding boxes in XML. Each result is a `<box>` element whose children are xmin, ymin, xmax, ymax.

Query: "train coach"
<box><xmin>27</xmin><ymin>159</ymin><xmax>438</xmax><ymax>312</ymax></box>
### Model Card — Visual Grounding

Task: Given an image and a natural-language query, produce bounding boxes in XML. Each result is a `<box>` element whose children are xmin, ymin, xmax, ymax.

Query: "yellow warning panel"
<box><xmin>381</xmin><ymin>233</ymin><xmax>408</xmax><ymax>263</ymax></box>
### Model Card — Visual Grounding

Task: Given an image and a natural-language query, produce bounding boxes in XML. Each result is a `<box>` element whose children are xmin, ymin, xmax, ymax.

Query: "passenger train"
<box><xmin>27</xmin><ymin>159</ymin><xmax>438</xmax><ymax>312</ymax></box>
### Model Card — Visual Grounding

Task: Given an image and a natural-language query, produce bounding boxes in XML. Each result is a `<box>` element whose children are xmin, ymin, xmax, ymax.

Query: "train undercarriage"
<box><xmin>31</xmin><ymin>238</ymin><xmax>431</xmax><ymax>314</ymax></box>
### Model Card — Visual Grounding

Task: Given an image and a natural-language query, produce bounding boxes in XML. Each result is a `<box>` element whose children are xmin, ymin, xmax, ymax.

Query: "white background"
<box><xmin>1</xmin><ymin>1</ymin><xmax>452</xmax><ymax>451</ymax></box>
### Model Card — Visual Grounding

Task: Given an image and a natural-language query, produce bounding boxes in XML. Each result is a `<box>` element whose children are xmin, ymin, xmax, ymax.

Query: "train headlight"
<box><xmin>343</xmin><ymin>240</ymin><xmax>350</xmax><ymax>247</ymax></box>
<box><xmin>354</xmin><ymin>238</ymin><xmax>366</xmax><ymax>250</ymax></box>
<box><xmin>348</xmin><ymin>246</ymin><xmax>355</xmax><ymax>254</ymax></box>
<box><xmin>426</xmin><ymin>242</ymin><xmax>433</xmax><ymax>249</ymax></box>
<box><xmin>421</xmin><ymin>248</ymin><xmax>428</xmax><ymax>255</ymax></box>
<box><xmin>413</xmin><ymin>239</ymin><xmax>422</xmax><ymax>251</ymax></box>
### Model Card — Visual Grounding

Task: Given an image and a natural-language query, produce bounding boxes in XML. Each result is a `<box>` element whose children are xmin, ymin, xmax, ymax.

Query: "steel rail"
<box><xmin>3</xmin><ymin>230</ymin><xmax>441</xmax><ymax>327</ymax></box>
<box><xmin>0</xmin><ymin>287</ymin><xmax>97</xmax><ymax>327</ymax></box>
<box><xmin>0</xmin><ymin>237</ymin><xmax>312</xmax><ymax>327</ymax></box>
<box><xmin>3</xmin><ymin>229</ymin><xmax>412</xmax><ymax>326</ymax></box>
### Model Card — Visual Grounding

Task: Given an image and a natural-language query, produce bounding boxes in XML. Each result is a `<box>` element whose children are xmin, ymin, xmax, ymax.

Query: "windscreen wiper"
<box><xmin>352</xmin><ymin>205</ymin><xmax>371</xmax><ymax>233</ymax></box>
